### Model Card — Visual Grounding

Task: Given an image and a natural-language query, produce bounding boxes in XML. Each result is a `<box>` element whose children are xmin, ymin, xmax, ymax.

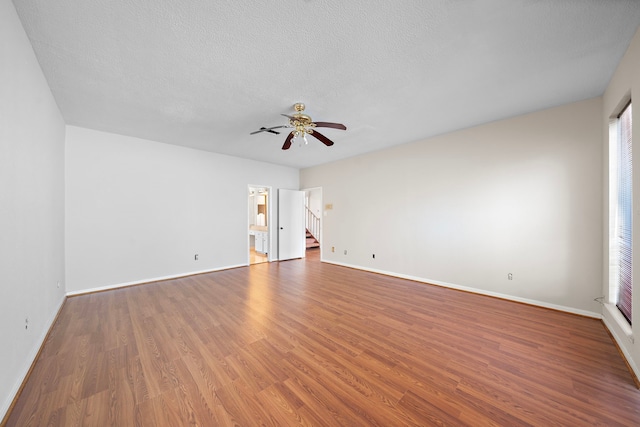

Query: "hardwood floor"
<box><xmin>249</xmin><ymin>248</ymin><xmax>268</xmax><ymax>265</ymax></box>
<box><xmin>4</xmin><ymin>251</ymin><xmax>640</xmax><ymax>426</ymax></box>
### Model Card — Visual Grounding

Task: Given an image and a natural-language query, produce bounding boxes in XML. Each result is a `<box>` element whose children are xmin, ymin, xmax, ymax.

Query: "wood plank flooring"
<box><xmin>4</xmin><ymin>251</ymin><xmax>640</xmax><ymax>426</ymax></box>
<box><xmin>249</xmin><ymin>248</ymin><xmax>268</xmax><ymax>265</ymax></box>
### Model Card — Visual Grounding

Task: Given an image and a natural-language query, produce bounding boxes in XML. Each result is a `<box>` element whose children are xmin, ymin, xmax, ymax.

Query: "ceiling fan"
<box><xmin>251</xmin><ymin>103</ymin><xmax>347</xmax><ymax>150</ymax></box>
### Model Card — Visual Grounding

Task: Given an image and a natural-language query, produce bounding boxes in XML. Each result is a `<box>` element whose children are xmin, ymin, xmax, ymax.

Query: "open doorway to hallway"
<box><xmin>248</xmin><ymin>185</ymin><xmax>271</xmax><ymax>265</ymax></box>
<box><xmin>304</xmin><ymin>187</ymin><xmax>322</xmax><ymax>255</ymax></box>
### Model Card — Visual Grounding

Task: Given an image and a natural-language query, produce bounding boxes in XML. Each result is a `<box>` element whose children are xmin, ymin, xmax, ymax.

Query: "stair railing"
<box><xmin>305</xmin><ymin>206</ymin><xmax>321</xmax><ymax>244</ymax></box>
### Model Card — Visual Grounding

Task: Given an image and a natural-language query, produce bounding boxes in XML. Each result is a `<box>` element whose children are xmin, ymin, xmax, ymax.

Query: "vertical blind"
<box><xmin>617</xmin><ymin>101</ymin><xmax>633</xmax><ymax>324</ymax></box>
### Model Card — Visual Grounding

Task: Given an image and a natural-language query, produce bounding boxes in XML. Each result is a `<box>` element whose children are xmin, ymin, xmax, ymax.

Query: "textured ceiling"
<box><xmin>13</xmin><ymin>0</ymin><xmax>640</xmax><ymax>168</ymax></box>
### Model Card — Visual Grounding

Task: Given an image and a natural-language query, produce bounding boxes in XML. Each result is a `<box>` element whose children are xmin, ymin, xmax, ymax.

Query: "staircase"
<box><xmin>305</xmin><ymin>205</ymin><xmax>320</xmax><ymax>250</ymax></box>
<box><xmin>306</xmin><ymin>229</ymin><xmax>319</xmax><ymax>249</ymax></box>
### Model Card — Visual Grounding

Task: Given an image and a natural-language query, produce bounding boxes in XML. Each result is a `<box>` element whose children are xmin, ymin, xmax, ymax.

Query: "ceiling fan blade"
<box><xmin>310</xmin><ymin>130</ymin><xmax>335</xmax><ymax>147</ymax></box>
<box><xmin>282</xmin><ymin>132</ymin><xmax>294</xmax><ymax>150</ymax></box>
<box><xmin>250</xmin><ymin>125</ymin><xmax>288</xmax><ymax>135</ymax></box>
<box><xmin>313</xmin><ymin>121</ymin><xmax>347</xmax><ymax>131</ymax></box>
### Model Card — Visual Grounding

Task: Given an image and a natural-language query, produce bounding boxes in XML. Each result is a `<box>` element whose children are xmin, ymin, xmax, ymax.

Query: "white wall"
<box><xmin>602</xmin><ymin>27</ymin><xmax>640</xmax><ymax>379</ymax></box>
<box><xmin>0</xmin><ymin>0</ymin><xmax>66</xmax><ymax>419</ymax></box>
<box><xmin>65</xmin><ymin>126</ymin><xmax>299</xmax><ymax>293</ymax></box>
<box><xmin>301</xmin><ymin>97</ymin><xmax>603</xmax><ymax>316</ymax></box>
<box><xmin>305</xmin><ymin>188</ymin><xmax>323</xmax><ymax>220</ymax></box>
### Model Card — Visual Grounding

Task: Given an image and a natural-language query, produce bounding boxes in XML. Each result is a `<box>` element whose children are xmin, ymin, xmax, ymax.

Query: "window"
<box><xmin>612</xmin><ymin>101</ymin><xmax>632</xmax><ymax>324</ymax></box>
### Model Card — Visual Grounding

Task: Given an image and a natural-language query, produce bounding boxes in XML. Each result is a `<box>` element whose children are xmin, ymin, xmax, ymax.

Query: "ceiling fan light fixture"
<box><xmin>293</xmin><ymin>130</ymin><xmax>309</xmax><ymax>147</ymax></box>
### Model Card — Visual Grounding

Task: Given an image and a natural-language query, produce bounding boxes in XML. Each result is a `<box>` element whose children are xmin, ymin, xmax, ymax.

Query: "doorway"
<box><xmin>248</xmin><ymin>185</ymin><xmax>271</xmax><ymax>265</ymax></box>
<box><xmin>303</xmin><ymin>187</ymin><xmax>322</xmax><ymax>254</ymax></box>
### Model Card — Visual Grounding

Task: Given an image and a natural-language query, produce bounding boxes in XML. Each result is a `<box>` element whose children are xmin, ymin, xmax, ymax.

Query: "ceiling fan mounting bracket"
<box><xmin>291</xmin><ymin>103</ymin><xmax>313</xmax><ymax>127</ymax></box>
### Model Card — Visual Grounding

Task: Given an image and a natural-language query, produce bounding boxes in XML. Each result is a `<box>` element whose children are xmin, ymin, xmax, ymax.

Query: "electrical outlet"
<box><xmin>372</xmin><ymin>254</ymin><xmax>375</xmax><ymax>259</ymax></box>
<box><xmin>195</xmin><ymin>254</ymin><xmax>199</xmax><ymax>261</ymax></box>
<box><xmin>344</xmin><ymin>250</ymin><xmax>347</xmax><ymax>255</ymax></box>
<box><xmin>25</xmin><ymin>317</ymin><xmax>28</xmax><ymax>330</ymax></box>
<box><xmin>331</xmin><ymin>246</ymin><xmax>335</xmax><ymax>252</ymax></box>
<box><xmin>508</xmin><ymin>273</ymin><xmax>513</xmax><ymax>280</ymax></box>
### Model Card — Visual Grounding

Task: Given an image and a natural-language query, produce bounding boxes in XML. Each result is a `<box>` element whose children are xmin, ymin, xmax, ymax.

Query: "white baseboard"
<box><xmin>1</xmin><ymin>295</ymin><xmax>66</xmax><ymax>422</ymax></box>
<box><xmin>66</xmin><ymin>264</ymin><xmax>247</xmax><ymax>297</ymax></box>
<box><xmin>321</xmin><ymin>259</ymin><xmax>601</xmax><ymax>319</ymax></box>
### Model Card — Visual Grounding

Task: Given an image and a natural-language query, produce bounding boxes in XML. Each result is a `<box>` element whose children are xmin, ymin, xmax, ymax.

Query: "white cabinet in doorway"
<box><xmin>255</xmin><ymin>231</ymin><xmax>268</xmax><ymax>254</ymax></box>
